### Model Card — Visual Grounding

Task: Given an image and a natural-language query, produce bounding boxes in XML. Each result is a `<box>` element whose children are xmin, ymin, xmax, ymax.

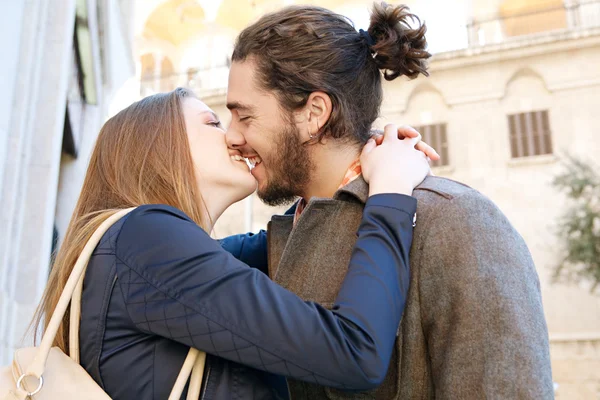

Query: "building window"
<box><xmin>62</xmin><ymin>107</ymin><xmax>77</xmax><ymax>158</ymax></box>
<box><xmin>140</xmin><ymin>53</ymin><xmax>156</xmax><ymax>96</ymax></box>
<box><xmin>415</xmin><ymin>124</ymin><xmax>449</xmax><ymax>167</ymax></box>
<box><xmin>507</xmin><ymin>110</ymin><xmax>553</xmax><ymax>158</ymax></box>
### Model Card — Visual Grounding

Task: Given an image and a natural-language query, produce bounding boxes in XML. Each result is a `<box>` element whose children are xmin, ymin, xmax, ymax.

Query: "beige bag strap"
<box><xmin>168</xmin><ymin>348</ymin><xmax>206</xmax><ymax>400</ymax></box>
<box><xmin>25</xmin><ymin>207</ymin><xmax>205</xmax><ymax>399</ymax></box>
<box><xmin>188</xmin><ymin>350</ymin><xmax>206</xmax><ymax>399</ymax></box>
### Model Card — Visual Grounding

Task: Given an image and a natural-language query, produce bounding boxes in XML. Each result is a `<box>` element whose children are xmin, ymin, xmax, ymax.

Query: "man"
<box><xmin>223</xmin><ymin>3</ymin><xmax>554</xmax><ymax>399</ymax></box>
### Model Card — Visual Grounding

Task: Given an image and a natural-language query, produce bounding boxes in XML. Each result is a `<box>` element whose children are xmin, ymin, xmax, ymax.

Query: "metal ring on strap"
<box><xmin>16</xmin><ymin>374</ymin><xmax>44</xmax><ymax>396</ymax></box>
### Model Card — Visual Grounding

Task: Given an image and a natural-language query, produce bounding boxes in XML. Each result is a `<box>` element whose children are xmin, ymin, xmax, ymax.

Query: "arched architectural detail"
<box><xmin>504</xmin><ymin>67</ymin><xmax>550</xmax><ymax>96</ymax></box>
<box><xmin>140</xmin><ymin>53</ymin><xmax>156</xmax><ymax>80</ymax></box>
<box><xmin>136</xmin><ymin>38</ymin><xmax>181</xmax><ymax>69</ymax></box>
<box><xmin>502</xmin><ymin>67</ymin><xmax>551</xmax><ymax>113</ymax></box>
<box><xmin>160</xmin><ymin>57</ymin><xmax>175</xmax><ymax>92</ymax></box>
<box><xmin>140</xmin><ymin>53</ymin><xmax>157</xmax><ymax>96</ymax></box>
<box><xmin>403</xmin><ymin>82</ymin><xmax>449</xmax><ymax>125</ymax></box>
<box><xmin>140</xmin><ymin>0</ymin><xmax>207</xmax><ymax>46</ymax></box>
<box><xmin>134</xmin><ymin>0</ymin><xmax>172</xmax><ymax>37</ymax></box>
<box><xmin>398</xmin><ymin>82</ymin><xmax>451</xmax><ymax>168</ymax></box>
<box><xmin>502</xmin><ymin>66</ymin><xmax>554</xmax><ymax>159</ymax></box>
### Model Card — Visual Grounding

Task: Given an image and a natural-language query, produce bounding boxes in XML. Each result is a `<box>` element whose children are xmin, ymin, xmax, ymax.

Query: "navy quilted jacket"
<box><xmin>79</xmin><ymin>194</ymin><xmax>416</xmax><ymax>399</ymax></box>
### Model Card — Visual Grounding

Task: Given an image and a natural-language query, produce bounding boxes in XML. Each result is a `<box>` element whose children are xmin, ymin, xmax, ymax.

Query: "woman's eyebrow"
<box><xmin>198</xmin><ymin>111</ymin><xmax>220</xmax><ymax>120</ymax></box>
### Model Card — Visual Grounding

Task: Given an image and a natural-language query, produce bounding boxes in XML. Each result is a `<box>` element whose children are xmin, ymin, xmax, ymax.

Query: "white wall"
<box><xmin>0</xmin><ymin>0</ymin><xmax>135</xmax><ymax>364</ymax></box>
<box><xmin>0</xmin><ymin>0</ymin><xmax>76</xmax><ymax>363</ymax></box>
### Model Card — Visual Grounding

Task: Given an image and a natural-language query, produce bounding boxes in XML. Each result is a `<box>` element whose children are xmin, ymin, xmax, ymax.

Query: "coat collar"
<box><xmin>333</xmin><ymin>175</ymin><xmax>369</xmax><ymax>204</ymax></box>
<box><xmin>332</xmin><ymin>175</ymin><xmax>442</xmax><ymax>205</ymax></box>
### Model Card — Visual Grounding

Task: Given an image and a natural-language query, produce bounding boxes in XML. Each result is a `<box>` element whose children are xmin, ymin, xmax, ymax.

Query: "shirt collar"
<box><xmin>293</xmin><ymin>160</ymin><xmax>362</xmax><ymax>225</ymax></box>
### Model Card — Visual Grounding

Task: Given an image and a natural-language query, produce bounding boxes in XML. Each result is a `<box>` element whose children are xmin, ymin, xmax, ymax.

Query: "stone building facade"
<box><xmin>375</xmin><ymin>13</ymin><xmax>600</xmax><ymax>400</ymax></box>
<box><xmin>0</xmin><ymin>0</ymin><xmax>135</xmax><ymax>363</ymax></box>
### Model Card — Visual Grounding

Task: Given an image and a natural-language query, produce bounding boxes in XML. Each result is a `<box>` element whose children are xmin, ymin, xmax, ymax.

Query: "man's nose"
<box><xmin>225</xmin><ymin>125</ymin><xmax>247</xmax><ymax>150</ymax></box>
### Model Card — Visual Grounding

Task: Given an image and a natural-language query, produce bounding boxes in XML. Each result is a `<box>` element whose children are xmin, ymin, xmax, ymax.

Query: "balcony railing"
<box><xmin>140</xmin><ymin>64</ymin><xmax>230</xmax><ymax>98</ymax></box>
<box><xmin>466</xmin><ymin>0</ymin><xmax>600</xmax><ymax>47</ymax></box>
<box><xmin>139</xmin><ymin>0</ymin><xmax>600</xmax><ymax>97</ymax></box>
<box><xmin>186</xmin><ymin>65</ymin><xmax>230</xmax><ymax>97</ymax></box>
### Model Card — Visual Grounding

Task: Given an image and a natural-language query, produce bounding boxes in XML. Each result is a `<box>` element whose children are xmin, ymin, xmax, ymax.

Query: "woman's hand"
<box><xmin>371</xmin><ymin>125</ymin><xmax>440</xmax><ymax>162</ymax></box>
<box><xmin>361</xmin><ymin>124</ymin><xmax>431</xmax><ymax>196</ymax></box>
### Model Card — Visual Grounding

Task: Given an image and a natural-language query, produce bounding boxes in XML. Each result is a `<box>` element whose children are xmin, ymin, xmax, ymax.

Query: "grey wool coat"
<box><xmin>267</xmin><ymin>176</ymin><xmax>554</xmax><ymax>399</ymax></box>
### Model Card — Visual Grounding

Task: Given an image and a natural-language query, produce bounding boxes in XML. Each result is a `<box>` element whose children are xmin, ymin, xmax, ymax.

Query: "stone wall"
<box><xmin>0</xmin><ymin>0</ymin><xmax>134</xmax><ymax>364</ymax></box>
<box><xmin>377</xmin><ymin>28</ymin><xmax>600</xmax><ymax>399</ymax></box>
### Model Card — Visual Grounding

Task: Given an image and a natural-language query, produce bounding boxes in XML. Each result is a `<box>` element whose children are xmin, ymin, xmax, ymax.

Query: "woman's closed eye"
<box><xmin>207</xmin><ymin>121</ymin><xmax>223</xmax><ymax>128</ymax></box>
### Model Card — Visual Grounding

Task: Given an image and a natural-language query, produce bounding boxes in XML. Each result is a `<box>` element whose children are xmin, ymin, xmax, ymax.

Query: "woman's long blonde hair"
<box><xmin>30</xmin><ymin>88</ymin><xmax>207</xmax><ymax>352</ymax></box>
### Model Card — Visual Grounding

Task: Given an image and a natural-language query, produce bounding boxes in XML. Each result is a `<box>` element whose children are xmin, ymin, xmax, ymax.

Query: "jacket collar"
<box><xmin>333</xmin><ymin>175</ymin><xmax>369</xmax><ymax>204</ymax></box>
<box><xmin>332</xmin><ymin>175</ymin><xmax>441</xmax><ymax>205</ymax></box>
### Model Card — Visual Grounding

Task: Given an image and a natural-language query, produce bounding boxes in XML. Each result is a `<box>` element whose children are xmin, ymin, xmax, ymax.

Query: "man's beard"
<box><xmin>257</xmin><ymin>123</ymin><xmax>314</xmax><ymax>207</ymax></box>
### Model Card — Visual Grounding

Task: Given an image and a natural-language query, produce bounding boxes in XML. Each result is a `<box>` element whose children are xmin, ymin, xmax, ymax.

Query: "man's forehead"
<box><xmin>228</xmin><ymin>60</ymin><xmax>255</xmax><ymax>89</ymax></box>
<box><xmin>227</xmin><ymin>61</ymin><xmax>256</xmax><ymax>106</ymax></box>
<box><xmin>227</xmin><ymin>58</ymin><xmax>283</xmax><ymax>113</ymax></box>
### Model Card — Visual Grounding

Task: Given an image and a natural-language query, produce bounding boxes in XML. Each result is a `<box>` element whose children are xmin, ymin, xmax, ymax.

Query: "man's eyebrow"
<box><xmin>226</xmin><ymin>101</ymin><xmax>255</xmax><ymax>112</ymax></box>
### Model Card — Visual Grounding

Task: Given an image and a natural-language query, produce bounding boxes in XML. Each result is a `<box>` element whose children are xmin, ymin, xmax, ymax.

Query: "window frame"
<box><xmin>507</xmin><ymin>109</ymin><xmax>553</xmax><ymax>159</ymax></box>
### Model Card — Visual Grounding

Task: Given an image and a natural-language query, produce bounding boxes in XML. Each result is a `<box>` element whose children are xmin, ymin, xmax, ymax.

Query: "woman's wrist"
<box><xmin>364</xmin><ymin>193</ymin><xmax>418</xmax><ymax>226</ymax></box>
<box><xmin>368</xmin><ymin>179</ymin><xmax>413</xmax><ymax>197</ymax></box>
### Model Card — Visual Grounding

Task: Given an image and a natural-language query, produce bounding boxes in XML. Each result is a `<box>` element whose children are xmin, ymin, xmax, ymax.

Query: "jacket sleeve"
<box><xmin>218</xmin><ymin>230</ymin><xmax>268</xmax><ymax>274</ymax></box>
<box><xmin>114</xmin><ymin>194</ymin><xmax>415</xmax><ymax>391</ymax></box>
<box><xmin>419</xmin><ymin>191</ymin><xmax>554</xmax><ymax>399</ymax></box>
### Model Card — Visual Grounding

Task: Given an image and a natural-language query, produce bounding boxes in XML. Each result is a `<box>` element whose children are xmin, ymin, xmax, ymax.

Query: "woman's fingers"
<box><xmin>361</xmin><ymin>138</ymin><xmax>377</xmax><ymax>157</ymax></box>
<box><xmin>383</xmin><ymin>124</ymin><xmax>398</xmax><ymax>142</ymax></box>
<box><xmin>406</xmin><ymin>133</ymin><xmax>422</xmax><ymax>148</ymax></box>
<box><xmin>373</xmin><ymin>134</ymin><xmax>384</xmax><ymax>145</ymax></box>
<box><xmin>416</xmin><ymin>141</ymin><xmax>441</xmax><ymax>161</ymax></box>
<box><xmin>370</xmin><ymin>125</ymin><xmax>441</xmax><ymax>162</ymax></box>
<box><xmin>372</xmin><ymin>124</ymin><xmax>421</xmax><ymax>143</ymax></box>
<box><xmin>396</xmin><ymin>125</ymin><xmax>420</xmax><ymax>139</ymax></box>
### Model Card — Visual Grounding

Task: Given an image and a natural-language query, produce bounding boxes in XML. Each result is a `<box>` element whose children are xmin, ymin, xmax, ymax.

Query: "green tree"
<box><xmin>553</xmin><ymin>155</ymin><xmax>600</xmax><ymax>292</ymax></box>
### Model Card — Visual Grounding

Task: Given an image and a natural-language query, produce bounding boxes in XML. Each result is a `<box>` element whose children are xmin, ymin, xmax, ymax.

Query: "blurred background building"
<box><xmin>1</xmin><ymin>0</ymin><xmax>599</xmax><ymax>398</ymax></box>
<box><xmin>0</xmin><ymin>0</ymin><xmax>135</xmax><ymax>367</ymax></box>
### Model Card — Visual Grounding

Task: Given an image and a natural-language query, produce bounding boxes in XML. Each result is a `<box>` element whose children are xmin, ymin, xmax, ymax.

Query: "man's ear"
<box><xmin>305</xmin><ymin>92</ymin><xmax>333</xmax><ymax>136</ymax></box>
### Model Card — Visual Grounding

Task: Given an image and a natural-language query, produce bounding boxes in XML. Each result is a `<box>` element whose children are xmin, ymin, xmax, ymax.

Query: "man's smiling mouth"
<box><xmin>231</xmin><ymin>155</ymin><xmax>263</xmax><ymax>169</ymax></box>
<box><xmin>246</xmin><ymin>156</ymin><xmax>262</xmax><ymax>168</ymax></box>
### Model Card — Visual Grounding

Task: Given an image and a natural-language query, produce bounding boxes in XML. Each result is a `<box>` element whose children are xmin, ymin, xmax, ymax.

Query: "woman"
<box><xmin>30</xmin><ymin>88</ymin><xmax>430</xmax><ymax>398</ymax></box>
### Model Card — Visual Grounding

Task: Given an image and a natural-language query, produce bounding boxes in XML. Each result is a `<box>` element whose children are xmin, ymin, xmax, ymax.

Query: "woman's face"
<box><xmin>182</xmin><ymin>97</ymin><xmax>257</xmax><ymax>204</ymax></box>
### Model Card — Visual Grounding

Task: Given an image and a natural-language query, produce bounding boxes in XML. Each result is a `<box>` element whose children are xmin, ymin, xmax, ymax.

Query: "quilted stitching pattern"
<box><xmin>115</xmin><ymin>259</ymin><xmax>350</xmax><ymax>389</ymax></box>
<box><xmin>84</xmin><ymin>202</ymin><xmax>414</xmax><ymax>396</ymax></box>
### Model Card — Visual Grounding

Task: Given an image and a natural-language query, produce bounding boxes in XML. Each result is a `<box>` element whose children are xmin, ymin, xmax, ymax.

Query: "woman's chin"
<box><xmin>230</xmin><ymin>176</ymin><xmax>258</xmax><ymax>203</ymax></box>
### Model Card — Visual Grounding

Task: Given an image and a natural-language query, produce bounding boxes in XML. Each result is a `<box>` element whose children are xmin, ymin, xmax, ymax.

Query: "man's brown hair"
<box><xmin>232</xmin><ymin>2</ymin><xmax>431</xmax><ymax>145</ymax></box>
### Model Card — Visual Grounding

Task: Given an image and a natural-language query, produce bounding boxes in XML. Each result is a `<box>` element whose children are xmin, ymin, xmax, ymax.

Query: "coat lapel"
<box><xmin>266</xmin><ymin>215</ymin><xmax>293</xmax><ymax>280</ymax></box>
